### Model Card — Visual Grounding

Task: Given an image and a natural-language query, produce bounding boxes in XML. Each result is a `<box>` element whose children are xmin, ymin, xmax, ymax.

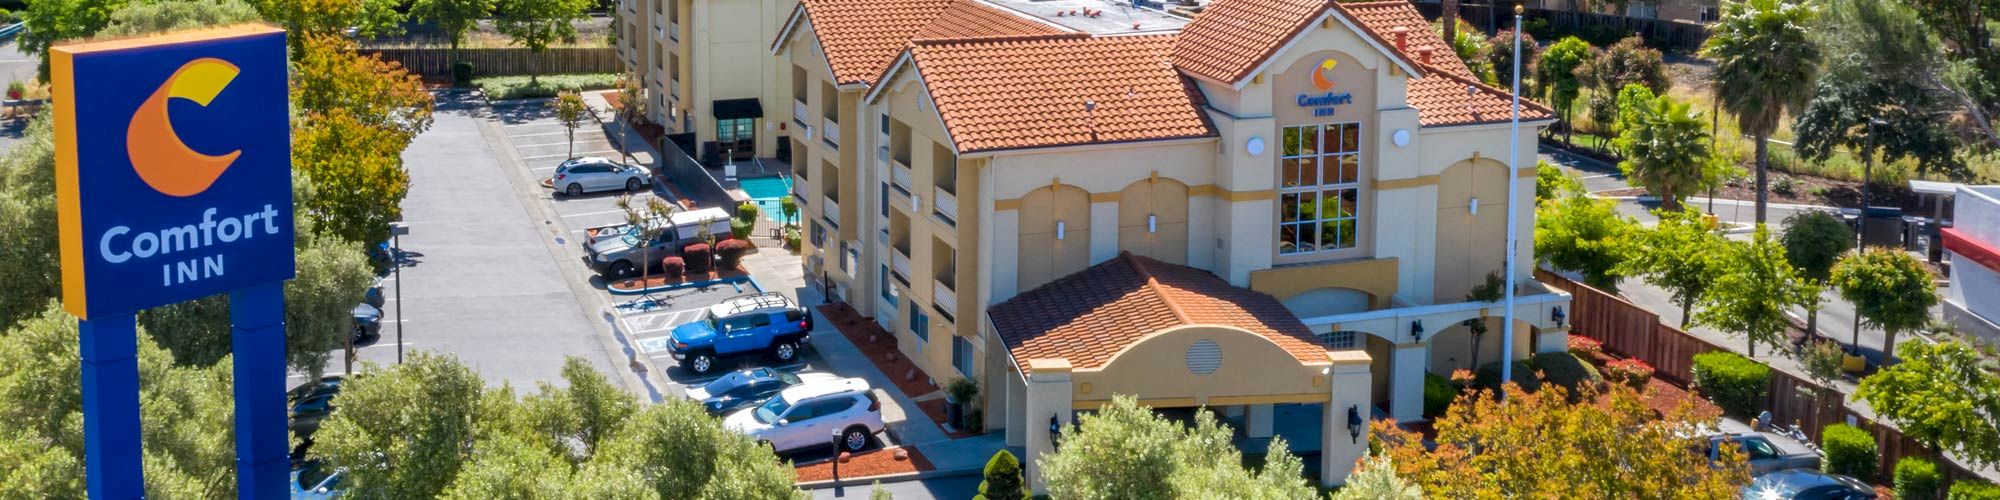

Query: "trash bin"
<box><xmin>1860</xmin><ymin>206</ymin><xmax>1903</xmax><ymax>248</ymax></box>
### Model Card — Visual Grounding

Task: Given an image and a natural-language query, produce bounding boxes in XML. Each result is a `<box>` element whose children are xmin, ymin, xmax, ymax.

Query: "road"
<box><xmin>0</xmin><ymin>41</ymin><xmax>39</xmax><ymax>152</ymax></box>
<box><xmin>304</xmin><ymin>89</ymin><xmax>622</xmax><ymax>389</ymax></box>
<box><xmin>809</xmin><ymin>474</ymin><xmax>983</xmax><ymax>500</ymax></box>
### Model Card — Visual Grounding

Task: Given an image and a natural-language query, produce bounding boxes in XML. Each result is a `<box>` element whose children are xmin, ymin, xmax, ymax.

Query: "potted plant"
<box><xmin>945</xmin><ymin>377</ymin><xmax>978</xmax><ymax>430</ymax></box>
<box><xmin>5</xmin><ymin>81</ymin><xmax>22</xmax><ymax>101</ymax></box>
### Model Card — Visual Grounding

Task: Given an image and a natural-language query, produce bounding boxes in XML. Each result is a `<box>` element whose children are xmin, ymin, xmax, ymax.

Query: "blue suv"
<box><xmin>668</xmin><ymin>293</ymin><xmax>814</xmax><ymax>374</ymax></box>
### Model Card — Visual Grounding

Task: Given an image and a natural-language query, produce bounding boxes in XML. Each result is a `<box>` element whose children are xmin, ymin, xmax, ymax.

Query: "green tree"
<box><xmin>1536</xmin><ymin>36</ymin><xmax>1595</xmax><ymax>146</ymax></box>
<box><xmin>98</xmin><ymin>0</ymin><xmax>262</xmax><ymax>37</ymax></box>
<box><xmin>1485</xmin><ymin>29</ymin><xmax>1537</xmax><ymax>90</ymax></box>
<box><xmin>246</xmin><ymin>0</ymin><xmax>406</xmax><ymax>42</ymax></box>
<box><xmin>1781</xmin><ymin>211</ymin><xmax>1853</xmax><ymax>338</ymax></box>
<box><xmin>0</xmin><ymin>115</ymin><xmax>61</xmax><ymax>329</ymax></box>
<box><xmin>291</xmin><ymin>35</ymin><xmax>436</xmax><ymax>147</ymax></box>
<box><xmin>1614</xmin><ymin>96</ymin><xmax>1717</xmax><ymax>210</ymax></box>
<box><xmin>1536</xmin><ymin>159</ymin><xmax>1580</xmax><ymax>204</ymax></box>
<box><xmin>524</xmin><ymin>357</ymin><xmax>638</xmax><ymax>460</ymax></box>
<box><xmin>1617</xmin><ymin>207</ymin><xmax>1727</xmax><ymax>328</ymax></box>
<box><xmin>409</xmin><ymin>0</ymin><xmax>495</xmax><ymax>55</ymax></box>
<box><xmin>1330</xmin><ymin>454</ymin><xmax>1422</xmax><ymax>500</ymax></box>
<box><xmin>294</xmin><ymin>109</ymin><xmax>414</xmax><ymax>245</ymax></box>
<box><xmin>975</xmin><ymin>450</ymin><xmax>1027</xmax><ymax>500</ymax></box>
<box><xmin>584</xmin><ymin>399</ymin><xmax>803</xmax><ymax>498</ymax></box>
<box><xmin>554</xmin><ymin>90</ymin><xmax>589</xmax><ymax>159</ymax></box>
<box><xmin>1854</xmin><ymin>341</ymin><xmax>2000</xmax><ymax>468</ymax></box>
<box><xmin>872</xmin><ymin>481</ymin><xmax>894</xmax><ymax>500</ymax></box>
<box><xmin>0</xmin><ymin>303</ymin><xmax>242</xmax><ymax>497</ymax></box>
<box><xmin>1612</xmin><ymin>83</ymin><xmax>1657</xmax><ymax>137</ymax></box>
<box><xmin>1374</xmin><ymin>381</ymin><xmax>1748</xmax><ymax>498</ymax></box>
<box><xmin>1793</xmin><ymin>0</ymin><xmax>1969</xmax><ymax>179</ymax></box>
<box><xmin>1701</xmin><ymin>0</ymin><xmax>1821</xmax><ymax>224</ymax></box>
<box><xmin>1436</xmin><ymin>18</ymin><xmax>1497</xmax><ymax>85</ymax></box>
<box><xmin>1534</xmin><ymin>193</ymin><xmax>1636</xmax><ymax>292</ymax></box>
<box><xmin>1697</xmin><ymin>225</ymin><xmax>1812</xmax><ymax>358</ymax></box>
<box><xmin>1038</xmin><ymin>396</ymin><xmax>1314</xmax><ymax>499</ymax></box>
<box><xmin>17</xmin><ymin>0</ymin><xmax>131</xmax><ymax>79</ymax></box>
<box><xmin>438</xmin><ymin>433</ymin><xmax>574</xmax><ymax>499</ymax></box>
<box><xmin>492</xmin><ymin>0</ymin><xmax>592</xmax><ymax>84</ymax></box>
<box><xmin>1579</xmin><ymin>36</ymin><xmax>1671</xmax><ymax>132</ymax></box>
<box><xmin>615</xmin><ymin>72</ymin><xmax>647</xmax><ymax>165</ymax></box>
<box><xmin>1829</xmin><ymin>248</ymin><xmax>1937</xmax><ymax>360</ymax></box>
<box><xmin>316</xmin><ymin>352</ymin><xmax>486</xmax><ymax>499</ymax></box>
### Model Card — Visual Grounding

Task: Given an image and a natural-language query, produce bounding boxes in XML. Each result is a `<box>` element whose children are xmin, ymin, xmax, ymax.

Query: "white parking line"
<box><xmin>512</xmin><ymin>130</ymin><xmax>604</xmax><ymax>139</ymax></box>
<box><xmin>562</xmin><ymin>208</ymin><xmax>636</xmax><ymax>219</ymax></box>
<box><xmin>516</xmin><ymin>139</ymin><xmax>610</xmax><ymax>148</ymax></box>
<box><xmin>523</xmin><ymin>150</ymin><xmax>617</xmax><ymax>161</ymax></box>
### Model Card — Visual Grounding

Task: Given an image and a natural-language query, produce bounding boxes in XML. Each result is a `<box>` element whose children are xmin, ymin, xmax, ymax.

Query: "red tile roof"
<box><xmin>788</xmin><ymin>0</ymin><xmax>1067</xmax><ymax>86</ymax></box>
<box><xmin>1171</xmin><ymin>0</ymin><xmax>1419</xmax><ymax>85</ymax></box>
<box><xmin>988</xmin><ymin>253</ymin><xmax>1326</xmax><ymax>372</ymax></box>
<box><xmin>1339</xmin><ymin>1</ymin><xmax>1554</xmax><ymax>126</ymax></box>
<box><xmin>907</xmin><ymin>34</ymin><xmax>1215</xmax><ymax>153</ymax></box>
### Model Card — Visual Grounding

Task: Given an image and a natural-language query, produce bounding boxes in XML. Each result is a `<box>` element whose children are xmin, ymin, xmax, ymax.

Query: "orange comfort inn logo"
<box><xmin>1311</xmin><ymin>58</ymin><xmax>1338</xmax><ymax>91</ymax></box>
<box><xmin>126</xmin><ymin>58</ymin><xmax>243</xmax><ymax>197</ymax></box>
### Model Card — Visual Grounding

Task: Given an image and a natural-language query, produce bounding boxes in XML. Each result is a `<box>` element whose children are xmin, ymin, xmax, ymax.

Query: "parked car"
<box><xmin>290</xmin><ymin>391</ymin><xmax>338</xmax><ymax>437</ymax></box>
<box><xmin>666</xmin><ymin>293</ymin><xmax>813</xmax><ymax>374</ymax></box>
<box><xmin>1740</xmin><ymin>469</ymin><xmax>1874</xmax><ymax>500</ymax></box>
<box><xmin>686</xmin><ymin>368</ymin><xmax>836</xmax><ymax>415</ymax></box>
<box><xmin>584</xmin><ymin>207</ymin><xmax>733</xmax><ymax>278</ymax></box>
<box><xmin>291</xmin><ymin>459</ymin><xmax>346</xmax><ymax>499</ymax></box>
<box><xmin>350</xmin><ymin>303</ymin><xmax>381</xmax><ymax>343</ymax></box>
<box><xmin>287</xmin><ymin>375</ymin><xmax>343</xmax><ymax>405</ymax></box>
<box><xmin>722</xmin><ymin>377</ymin><xmax>883</xmax><ymax>454</ymax></box>
<box><xmin>1704</xmin><ymin>432</ymin><xmax>1820</xmax><ymax>475</ymax></box>
<box><xmin>548</xmin><ymin>157</ymin><xmax>650</xmax><ymax>196</ymax></box>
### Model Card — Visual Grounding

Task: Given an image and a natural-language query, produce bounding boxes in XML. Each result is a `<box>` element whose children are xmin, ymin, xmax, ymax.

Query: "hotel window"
<box><xmin>910</xmin><ymin>307</ymin><xmax>930</xmax><ymax>343</ymax></box>
<box><xmin>1319</xmin><ymin>330</ymin><xmax>1359</xmax><ymax>351</ymax></box>
<box><xmin>810</xmin><ymin>220</ymin><xmax>827</xmax><ymax>248</ymax></box>
<box><xmin>952</xmin><ymin>336</ymin><xmax>975</xmax><ymax>378</ymax></box>
<box><xmin>1277</xmin><ymin>123</ymin><xmax>1361</xmax><ymax>255</ymax></box>
<box><xmin>880</xmin><ymin>264</ymin><xmax>898</xmax><ymax>302</ymax></box>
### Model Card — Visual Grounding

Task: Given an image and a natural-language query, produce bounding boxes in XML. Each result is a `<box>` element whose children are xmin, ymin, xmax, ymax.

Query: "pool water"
<box><xmin>738</xmin><ymin>176</ymin><xmax>793</xmax><ymax>224</ymax></box>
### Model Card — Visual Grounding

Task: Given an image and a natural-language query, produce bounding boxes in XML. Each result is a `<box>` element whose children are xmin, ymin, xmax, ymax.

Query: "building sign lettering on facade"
<box><xmin>1297</xmin><ymin>58</ymin><xmax>1352</xmax><ymax>117</ymax></box>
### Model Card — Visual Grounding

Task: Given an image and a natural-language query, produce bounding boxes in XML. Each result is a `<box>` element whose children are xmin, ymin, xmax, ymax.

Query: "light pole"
<box><xmin>1858</xmin><ymin>118</ymin><xmax>1887</xmax><ymax>248</ymax></box>
<box><xmin>391</xmin><ymin>222</ymin><xmax>409</xmax><ymax>364</ymax></box>
<box><xmin>1499</xmin><ymin>4</ymin><xmax>1525</xmax><ymax>393</ymax></box>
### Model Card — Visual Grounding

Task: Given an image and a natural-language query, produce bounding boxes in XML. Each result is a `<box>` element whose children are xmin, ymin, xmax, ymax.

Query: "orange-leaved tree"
<box><xmin>1372</xmin><ymin>381</ymin><xmax>1749</xmax><ymax>499</ymax></box>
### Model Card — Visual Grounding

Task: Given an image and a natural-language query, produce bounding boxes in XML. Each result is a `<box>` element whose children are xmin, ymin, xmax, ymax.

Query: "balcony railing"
<box><xmin>932</xmin><ymin>278</ymin><xmax>957</xmax><ymax>319</ymax></box>
<box><xmin>793</xmin><ymin>99</ymin><xmax>810</xmax><ymax>129</ymax></box>
<box><xmin>891</xmin><ymin>161</ymin><xmax>913</xmax><ymax>195</ymax></box>
<box><xmin>821</xmin><ymin>194</ymin><xmax>841</xmax><ymax>228</ymax></box>
<box><xmin>932</xmin><ymin>185</ymin><xmax>958</xmax><ymax>223</ymax></box>
<box><xmin>670</xmin><ymin>22</ymin><xmax>680</xmax><ymax>41</ymax></box>
<box><xmin>890</xmin><ymin>248</ymin><xmax>912</xmax><ymax>285</ymax></box>
<box><xmin>822</xmin><ymin>117</ymin><xmax>840</xmax><ymax>148</ymax></box>
<box><xmin>791</xmin><ymin>177</ymin><xmax>811</xmax><ymax>204</ymax></box>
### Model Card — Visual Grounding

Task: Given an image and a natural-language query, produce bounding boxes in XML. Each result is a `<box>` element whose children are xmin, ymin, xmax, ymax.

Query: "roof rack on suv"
<box><xmin>723</xmin><ymin>292</ymin><xmax>793</xmax><ymax>316</ymax></box>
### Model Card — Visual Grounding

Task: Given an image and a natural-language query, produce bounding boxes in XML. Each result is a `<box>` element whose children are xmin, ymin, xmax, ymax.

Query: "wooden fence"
<box><xmin>359</xmin><ymin>47</ymin><xmax>621</xmax><ymax>78</ymax></box>
<box><xmin>1536</xmin><ymin>269</ymin><xmax>1994</xmax><ymax>485</ymax></box>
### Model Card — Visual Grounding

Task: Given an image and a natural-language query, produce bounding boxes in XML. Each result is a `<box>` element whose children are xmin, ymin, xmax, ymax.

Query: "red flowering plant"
<box><xmin>1568</xmin><ymin>336</ymin><xmax>1604</xmax><ymax>359</ymax></box>
<box><xmin>1604</xmin><ymin>358</ymin><xmax>1655</xmax><ymax>388</ymax></box>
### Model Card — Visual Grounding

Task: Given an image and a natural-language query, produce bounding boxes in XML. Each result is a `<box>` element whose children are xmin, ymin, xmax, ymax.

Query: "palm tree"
<box><xmin>1700</xmin><ymin>0</ymin><xmax>1820</xmax><ymax>224</ymax></box>
<box><xmin>1614</xmin><ymin>96</ymin><xmax>1714</xmax><ymax>210</ymax></box>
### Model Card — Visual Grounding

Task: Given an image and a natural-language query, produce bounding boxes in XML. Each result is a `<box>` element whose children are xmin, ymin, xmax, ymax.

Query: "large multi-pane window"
<box><xmin>1278</xmin><ymin>123</ymin><xmax>1361</xmax><ymax>255</ymax></box>
<box><xmin>910</xmin><ymin>307</ymin><xmax>930</xmax><ymax>343</ymax></box>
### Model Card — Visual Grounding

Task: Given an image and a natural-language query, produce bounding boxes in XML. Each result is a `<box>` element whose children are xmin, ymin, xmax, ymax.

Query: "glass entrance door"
<box><xmin>717</xmin><ymin>118</ymin><xmax>756</xmax><ymax>161</ymax></box>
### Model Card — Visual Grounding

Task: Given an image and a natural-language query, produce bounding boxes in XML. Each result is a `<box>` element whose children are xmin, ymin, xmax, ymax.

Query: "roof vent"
<box><xmin>1186</xmin><ymin>340</ymin><xmax>1222</xmax><ymax>375</ymax></box>
<box><xmin>1416</xmin><ymin>45</ymin><xmax>1435</xmax><ymax>65</ymax></box>
<box><xmin>1391</xmin><ymin>26</ymin><xmax>1410</xmax><ymax>51</ymax></box>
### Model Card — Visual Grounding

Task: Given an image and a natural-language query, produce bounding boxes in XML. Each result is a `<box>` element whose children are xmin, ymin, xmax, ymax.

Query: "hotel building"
<box><xmin>624</xmin><ymin>0</ymin><xmax>1575</xmax><ymax>489</ymax></box>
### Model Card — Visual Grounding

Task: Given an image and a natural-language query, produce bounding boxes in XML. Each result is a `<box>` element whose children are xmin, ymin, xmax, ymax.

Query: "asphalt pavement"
<box><xmin>297</xmin><ymin>89</ymin><xmax>622</xmax><ymax>389</ymax></box>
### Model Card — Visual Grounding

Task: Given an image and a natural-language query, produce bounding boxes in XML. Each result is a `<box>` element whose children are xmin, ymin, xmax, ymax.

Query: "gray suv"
<box><xmin>549</xmin><ymin>157</ymin><xmax>650</xmax><ymax>196</ymax></box>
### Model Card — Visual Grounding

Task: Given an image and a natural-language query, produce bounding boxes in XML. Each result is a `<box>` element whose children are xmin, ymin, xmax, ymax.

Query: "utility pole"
<box><xmin>1500</xmin><ymin>4</ymin><xmax>1525</xmax><ymax>395</ymax></box>
<box><xmin>391</xmin><ymin>223</ymin><xmax>408</xmax><ymax>364</ymax></box>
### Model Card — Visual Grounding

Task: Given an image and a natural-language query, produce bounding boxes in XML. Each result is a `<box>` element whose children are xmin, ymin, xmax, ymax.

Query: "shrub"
<box><xmin>1423</xmin><ymin>373</ymin><xmax>1456</xmax><ymax>418</ymax></box>
<box><xmin>1820</xmin><ymin>424</ymin><xmax>1878</xmax><ymax>481</ymax></box>
<box><xmin>976</xmin><ymin>450</ymin><xmax>1026</xmax><ymax>500</ymax></box>
<box><xmin>1951</xmin><ymin>480</ymin><xmax>2000</xmax><ymax>500</ymax></box>
<box><xmin>1532</xmin><ymin>352</ymin><xmax>1602</xmax><ymax>396</ymax></box>
<box><xmin>1603</xmin><ymin>358</ymin><xmax>1655</xmax><ymax>388</ymax></box>
<box><xmin>1474</xmin><ymin>360</ymin><xmax>1542</xmax><ymax>393</ymax></box>
<box><xmin>736</xmin><ymin>201</ymin><xmax>760</xmax><ymax>222</ymax></box>
<box><xmin>1690</xmin><ymin>351</ymin><xmax>1769</xmax><ymax>417</ymax></box>
<box><xmin>681</xmin><ymin>243</ymin><xmax>712</xmax><ymax>273</ymax></box>
<box><xmin>947</xmin><ymin>377</ymin><xmax>979</xmax><ymax>403</ymax></box>
<box><xmin>715</xmin><ymin>239</ymin><xmax>754</xmax><ymax>269</ymax></box>
<box><xmin>451</xmin><ymin>61</ymin><xmax>475</xmax><ymax>85</ymax></box>
<box><xmin>659</xmin><ymin>256</ymin><xmax>685</xmax><ymax>281</ymax></box>
<box><xmin>781</xmin><ymin>227</ymin><xmax>802</xmax><ymax>251</ymax></box>
<box><xmin>1568</xmin><ymin>336</ymin><xmax>1604</xmax><ymax>359</ymax></box>
<box><xmin>473</xmin><ymin>73</ymin><xmax>620</xmax><ymax>100</ymax></box>
<box><xmin>1894</xmin><ymin>457</ymin><xmax>1942</xmax><ymax>500</ymax></box>
<box><xmin>729</xmin><ymin>218</ymin><xmax>754</xmax><ymax>239</ymax></box>
<box><xmin>1774</xmin><ymin>177</ymin><xmax>1797</xmax><ymax>197</ymax></box>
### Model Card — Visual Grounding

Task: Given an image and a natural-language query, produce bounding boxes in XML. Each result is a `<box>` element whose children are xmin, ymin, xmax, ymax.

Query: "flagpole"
<box><xmin>1500</xmin><ymin>3</ymin><xmax>1525</xmax><ymax>396</ymax></box>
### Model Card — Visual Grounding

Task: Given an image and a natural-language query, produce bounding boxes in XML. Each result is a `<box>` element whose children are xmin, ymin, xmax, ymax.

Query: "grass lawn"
<box><xmin>473</xmin><ymin>73</ymin><xmax>619</xmax><ymax>100</ymax></box>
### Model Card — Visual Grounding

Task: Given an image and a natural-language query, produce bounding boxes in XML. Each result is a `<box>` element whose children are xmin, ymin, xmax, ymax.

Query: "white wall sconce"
<box><xmin>1056</xmin><ymin>221</ymin><xmax>1066</xmax><ymax>240</ymax></box>
<box><xmin>1469</xmin><ymin>197</ymin><xmax>1480</xmax><ymax>215</ymax></box>
<box><xmin>1246</xmin><ymin>136</ymin><xmax>1266</xmax><ymax>157</ymax></box>
<box><xmin>1147</xmin><ymin>214</ymin><xmax>1157</xmax><ymax>233</ymax></box>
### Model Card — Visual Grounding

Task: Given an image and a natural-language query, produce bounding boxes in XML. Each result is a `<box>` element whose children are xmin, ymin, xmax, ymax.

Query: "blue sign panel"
<box><xmin>54</xmin><ymin>27</ymin><xmax>294</xmax><ymax>319</ymax></box>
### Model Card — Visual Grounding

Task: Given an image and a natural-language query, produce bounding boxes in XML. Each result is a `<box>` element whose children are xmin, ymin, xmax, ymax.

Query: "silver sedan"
<box><xmin>549</xmin><ymin>157</ymin><xmax>650</xmax><ymax>196</ymax></box>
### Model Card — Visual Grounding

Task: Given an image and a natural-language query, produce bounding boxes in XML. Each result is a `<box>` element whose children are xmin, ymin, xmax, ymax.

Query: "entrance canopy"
<box><xmin>713</xmin><ymin>98</ymin><xmax>764</xmax><ymax>120</ymax></box>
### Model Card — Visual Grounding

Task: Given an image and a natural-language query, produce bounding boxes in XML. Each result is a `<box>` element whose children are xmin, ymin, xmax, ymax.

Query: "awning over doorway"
<box><xmin>712</xmin><ymin>98</ymin><xmax>763</xmax><ymax>120</ymax></box>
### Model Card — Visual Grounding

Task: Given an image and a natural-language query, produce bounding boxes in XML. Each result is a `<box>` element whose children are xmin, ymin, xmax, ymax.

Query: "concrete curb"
<box><xmin>796</xmin><ymin>467</ymin><xmax>985</xmax><ymax>490</ymax></box>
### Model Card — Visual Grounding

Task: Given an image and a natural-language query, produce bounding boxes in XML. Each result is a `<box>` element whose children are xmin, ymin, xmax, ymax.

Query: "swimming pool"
<box><xmin>738</xmin><ymin>176</ymin><xmax>792</xmax><ymax>224</ymax></box>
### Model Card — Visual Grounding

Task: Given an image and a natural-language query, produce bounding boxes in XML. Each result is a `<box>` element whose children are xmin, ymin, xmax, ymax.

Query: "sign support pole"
<box><xmin>80</xmin><ymin>315</ymin><xmax>145</xmax><ymax>499</ymax></box>
<box><xmin>231</xmin><ymin>282</ymin><xmax>290</xmax><ymax>498</ymax></box>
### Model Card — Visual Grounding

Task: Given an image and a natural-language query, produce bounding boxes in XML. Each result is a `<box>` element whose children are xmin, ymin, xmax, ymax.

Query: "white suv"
<box><xmin>722</xmin><ymin>377</ymin><xmax>883</xmax><ymax>454</ymax></box>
